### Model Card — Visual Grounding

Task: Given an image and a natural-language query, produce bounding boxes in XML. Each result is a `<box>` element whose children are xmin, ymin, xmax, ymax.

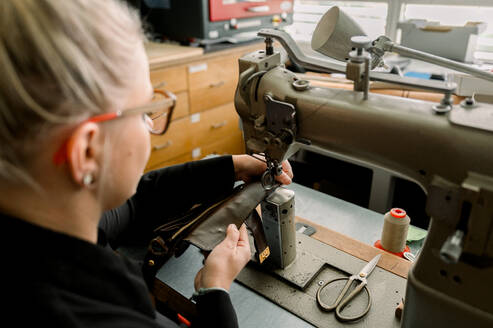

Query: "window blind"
<box><xmin>286</xmin><ymin>1</ymin><xmax>388</xmax><ymax>42</ymax></box>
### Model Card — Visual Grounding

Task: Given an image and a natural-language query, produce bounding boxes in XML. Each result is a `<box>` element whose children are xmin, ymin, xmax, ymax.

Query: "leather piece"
<box><xmin>184</xmin><ymin>182</ymin><xmax>269</xmax><ymax>251</ymax></box>
<box><xmin>143</xmin><ymin>188</ymin><xmax>239</xmax><ymax>287</ymax></box>
<box><xmin>143</xmin><ymin>181</ymin><xmax>272</xmax><ymax>287</ymax></box>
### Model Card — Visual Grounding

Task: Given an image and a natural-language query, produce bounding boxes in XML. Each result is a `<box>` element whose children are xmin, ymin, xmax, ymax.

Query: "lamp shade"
<box><xmin>311</xmin><ymin>6</ymin><xmax>367</xmax><ymax>62</ymax></box>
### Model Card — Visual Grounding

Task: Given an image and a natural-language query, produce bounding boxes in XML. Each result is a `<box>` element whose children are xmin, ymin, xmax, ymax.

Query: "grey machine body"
<box><xmin>234</xmin><ymin>10</ymin><xmax>493</xmax><ymax>325</ymax></box>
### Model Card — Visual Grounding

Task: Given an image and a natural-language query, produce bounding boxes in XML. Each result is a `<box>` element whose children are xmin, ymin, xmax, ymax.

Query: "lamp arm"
<box><xmin>258</xmin><ymin>29</ymin><xmax>456</xmax><ymax>94</ymax></box>
<box><xmin>375</xmin><ymin>37</ymin><xmax>493</xmax><ymax>83</ymax></box>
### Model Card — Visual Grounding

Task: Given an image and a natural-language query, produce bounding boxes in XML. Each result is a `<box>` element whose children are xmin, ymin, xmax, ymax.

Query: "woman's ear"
<box><xmin>66</xmin><ymin>122</ymin><xmax>103</xmax><ymax>187</ymax></box>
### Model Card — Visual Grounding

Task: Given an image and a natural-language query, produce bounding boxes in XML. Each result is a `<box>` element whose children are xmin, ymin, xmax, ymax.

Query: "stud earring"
<box><xmin>82</xmin><ymin>173</ymin><xmax>94</xmax><ymax>186</ymax></box>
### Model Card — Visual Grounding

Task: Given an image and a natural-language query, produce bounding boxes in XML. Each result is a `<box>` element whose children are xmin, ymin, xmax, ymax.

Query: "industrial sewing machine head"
<box><xmin>235</xmin><ymin>6</ymin><xmax>493</xmax><ymax>327</ymax></box>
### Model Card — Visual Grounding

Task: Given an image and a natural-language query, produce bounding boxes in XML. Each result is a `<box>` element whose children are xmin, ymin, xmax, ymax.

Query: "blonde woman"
<box><xmin>0</xmin><ymin>0</ymin><xmax>292</xmax><ymax>327</ymax></box>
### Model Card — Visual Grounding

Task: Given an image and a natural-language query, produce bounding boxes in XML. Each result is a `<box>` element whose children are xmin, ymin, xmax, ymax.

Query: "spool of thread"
<box><xmin>374</xmin><ymin>208</ymin><xmax>410</xmax><ymax>257</ymax></box>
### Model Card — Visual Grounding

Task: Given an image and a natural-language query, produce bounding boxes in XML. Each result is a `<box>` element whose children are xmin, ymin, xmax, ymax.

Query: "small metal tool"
<box><xmin>316</xmin><ymin>254</ymin><xmax>381</xmax><ymax>322</ymax></box>
<box><xmin>403</xmin><ymin>252</ymin><xmax>415</xmax><ymax>263</ymax></box>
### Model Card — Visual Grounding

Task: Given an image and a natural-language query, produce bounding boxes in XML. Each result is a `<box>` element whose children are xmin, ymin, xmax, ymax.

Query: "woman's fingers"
<box><xmin>236</xmin><ymin>224</ymin><xmax>251</xmax><ymax>261</ymax></box>
<box><xmin>274</xmin><ymin>160</ymin><xmax>293</xmax><ymax>185</ymax></box>
<box><xmin>223</xmin><ymin>224</ymin><xmax>240</xmax><ymax>249</ymax></box>
<box><xmin>282</xmin><ymin>160</ymin><xmax>294</xmax><ymax>179</ymax></box>
<box><xmin>238</xmin><ymin>223</ymin><xmax>248</xmax><ymax>243</ymax></box>
<box><xmin>233</xmin><ymin>154</ymin><xmax>294</xmax><ymax>185</ymax></box>
<box><xmin>194</xmin><ymin>268</ymin><xmax>203</xmax><ymax>291</ymax></box>
<box><xmin>276</xmin><ymin>172</ymin><xmax>292</xmax><ymax>185</ymax></box>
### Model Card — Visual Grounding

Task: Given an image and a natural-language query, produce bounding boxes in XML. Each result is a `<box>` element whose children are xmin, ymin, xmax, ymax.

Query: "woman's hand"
<box><xmin>232</xmin><ymin>154</ymin><xmax>293</xmax><ymax>185</ymax></box>
<box><xmin>194</xmin><ymin>224</ymin><xmax>251</xmax><ymax>291</ymax></box>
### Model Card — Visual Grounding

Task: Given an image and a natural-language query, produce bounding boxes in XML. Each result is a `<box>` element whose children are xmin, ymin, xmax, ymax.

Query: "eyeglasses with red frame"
<box><xmin>53</xmin><ymin>89</ymin><xmax>176</xmax><ymax>165</ymax></box>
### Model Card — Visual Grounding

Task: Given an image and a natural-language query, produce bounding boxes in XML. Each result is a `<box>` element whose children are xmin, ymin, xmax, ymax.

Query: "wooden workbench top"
<box><xmin>145</xmin><ymin>42</ymin><xmax>204</xmax><ymax>68</ymax></box>
<box><xmin>145</xmin><ymin>41</ymin><xmax>264</xmax><ymax>69</ymax></box>
<box><xmin>296</xmin><ymin>216</ymin><xmax>413</xmax><ymax>279</ymax></box>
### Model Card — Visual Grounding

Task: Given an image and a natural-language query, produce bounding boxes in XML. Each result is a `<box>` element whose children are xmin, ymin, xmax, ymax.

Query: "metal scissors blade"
<box><xmin>358</xmin><ymin>254</ymin><xmax>381</xmax><ymax>278</ymax></box>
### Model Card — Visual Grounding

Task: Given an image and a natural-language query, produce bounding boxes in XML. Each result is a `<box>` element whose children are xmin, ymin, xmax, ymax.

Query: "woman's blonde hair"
<box><xmin>0</xmin><ymin>0</ymin><xmax>146</xmax><ymax>185</ymax></box>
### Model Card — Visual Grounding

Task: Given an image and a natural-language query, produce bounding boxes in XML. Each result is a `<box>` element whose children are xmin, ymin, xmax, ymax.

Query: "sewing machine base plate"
<box><xmin>236</xmin><ymin>233</ymin><xmax>406</xmax><ymax>327</ymax></box>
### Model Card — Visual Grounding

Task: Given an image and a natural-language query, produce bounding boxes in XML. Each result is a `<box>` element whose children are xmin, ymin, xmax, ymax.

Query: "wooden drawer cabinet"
<box><xmin>173</xmin><ymin>91</ymin><xmax>189</xmax><ymax>120</ymax></box>
<box><xmin>151</xmin><ymin>66</ymin><xmax>187</xmax><ymax>93</ymax></box>
<box><xmin>188</xmin><ymin>56</ymin><xmax>239</xmax><ymax>113</ymax></box>
<box><xmin>199</xmin><ymin>133</ymin><xmax>245</xmax><ymax>159</ymax></box>
<box><xmin>151</xmin><ymin>66</ymin><xmax>190</xmax><ymax>122</ymax></box>
<box><xmin>191</xmin><ymin>103</ymin><xmax>241</xmax><ymax>146</ymax></box>
<box><xmin>147</xmin><ymin>137</ymin><xmax>244</xmax><ymax>171</ymax></box>
<box><xmin>146</xmin><ymin>117</ymin><xmax>193</xmax><ymax>169</ymax></box>
<box><xmin>145</xmin><ymin>42</ymin><xmax>263</xmax><ymax>172</ymax></box>
<box><xmin>146</xmin><ymin>152</ymin><xmax>194</xmax><ymax>171</ymax></box>
<box><xmin>145</xmin><ymin>102</ymin><xmax>243</xmax><ymax>170</ymax></box>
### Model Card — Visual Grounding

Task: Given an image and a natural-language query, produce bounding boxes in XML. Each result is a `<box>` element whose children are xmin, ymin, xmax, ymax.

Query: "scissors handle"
<box><xmin>316</xmin><ymin>277</ymin><xmax>371</xmax><ymax>322</ymax></box>
<box><xmin>317</xmin><ymin>278</ymin><xmax>353</xmax><ymax>311</ymax></box>
<box><xmin>336</xmin><ymin>282</ymin><xmax>371</xmax><ymax>322</ymax></box>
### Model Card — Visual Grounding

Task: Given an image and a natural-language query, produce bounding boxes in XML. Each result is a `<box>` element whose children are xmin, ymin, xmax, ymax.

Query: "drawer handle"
<box><xmin>211</xmin><ymin>121</ymin><xmax>227</xmax><ymax>129</ymax></box>
<box><xmin>153</xmin><ymin>140</ymin><xmax>173</xmax><ymax>150</ymax></box>
<box><xmin>247</xmin><ymin>5</ymin><xmax>270</xmax><ymax>13</ymax></box>
<box><xmin>209</xmin><ymin>81</ymin><xmax>225</xmax><ymax>88</ymax></box>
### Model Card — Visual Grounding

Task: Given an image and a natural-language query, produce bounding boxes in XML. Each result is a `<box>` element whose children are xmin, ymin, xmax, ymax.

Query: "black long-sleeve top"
<box><xmin>2</xmin><ymin>156</ymin><xmax>238</xmax><ymax>328</ymax></box>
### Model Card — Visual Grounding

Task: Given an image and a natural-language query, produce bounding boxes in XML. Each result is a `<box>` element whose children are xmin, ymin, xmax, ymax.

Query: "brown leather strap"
<box><xmin>152</xmin><ymin>278</ymin><xmax>198</xmax><ymax>323</ymax></box>
<box><xmin>245</xmin><ymin>209</ymin><xmax>270</xmax><ymax>263</ymax></box>
<box><xmin>143</xmin><ymin>236</ymin><xmax>172</xmax><ymax>288</ymax></box>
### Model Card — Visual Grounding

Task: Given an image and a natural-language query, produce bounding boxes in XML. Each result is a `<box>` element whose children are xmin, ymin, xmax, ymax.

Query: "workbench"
<box><xmin>151</xmin><ymin>182</ymin><xmax>424</xmax><ymax>328</ymax></box>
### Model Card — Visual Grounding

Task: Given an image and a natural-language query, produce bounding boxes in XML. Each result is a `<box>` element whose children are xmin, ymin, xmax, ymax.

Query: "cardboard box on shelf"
<box><xmin>398</xmin><ymin>19</ymin><xmax>487</xmax><ymax>63</ymax></box>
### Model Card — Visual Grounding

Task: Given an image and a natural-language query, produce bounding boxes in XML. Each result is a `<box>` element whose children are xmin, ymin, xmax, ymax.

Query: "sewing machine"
<box><xmin>234</xmin><ymin>7</ymin><xmax>493</xmax><ymax>327</ymax></box>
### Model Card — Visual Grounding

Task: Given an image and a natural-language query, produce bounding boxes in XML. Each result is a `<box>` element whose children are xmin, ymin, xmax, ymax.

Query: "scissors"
<box><xmin>316</xmin><ymin>254</ymin><xmax>381</xmax><ymax>322</ymax></box>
